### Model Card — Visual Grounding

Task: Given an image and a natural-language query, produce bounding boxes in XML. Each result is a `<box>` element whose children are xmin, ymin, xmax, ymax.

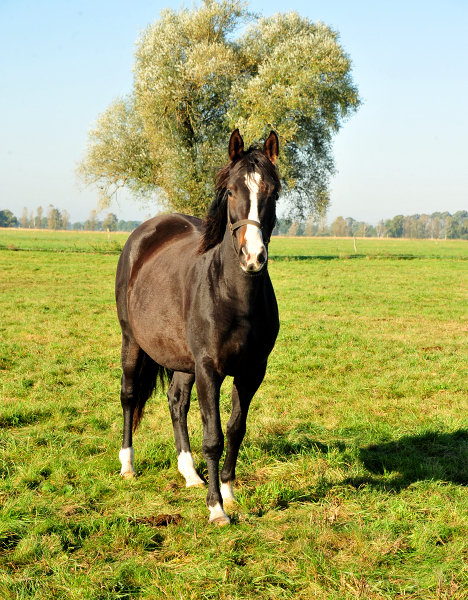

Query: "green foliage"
<box><xmin>1</xmin><ymin>232</ymin><xmax>468</xmax><ymax>597</ymax></box>
<box><xmin>386</xmin><ymin>214</ymin><xmax>404</xmax><ymax>238</ymax></box>
<box><xmin>102</xmin><ymin>212</ymin><xmax>118</xmax><ymax>232</ymax></box>
<box><xmin>0</xmin><ymin>209</ymin><xmax>18</xmax><ymax>228</ymax></box>
<box><xmin>77</xmin><ymin>0</ymin><xmax>360</xmax><ymax>218</ymax></box>
<box><xmin>46</xmin><ymin>206</ymin><xmax>62</xmax><ymax>230</ymax></box>
<box><xmin>277</xmin><ymin>211</ymin><xmax>468</xmax><ymax>239</ymax></box>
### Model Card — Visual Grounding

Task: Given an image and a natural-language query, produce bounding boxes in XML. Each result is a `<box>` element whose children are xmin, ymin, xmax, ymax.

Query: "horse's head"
<box><xmin>226</xmin><ymin>129</ymin><xmax>280</xmax><ymax>273</ymax></box>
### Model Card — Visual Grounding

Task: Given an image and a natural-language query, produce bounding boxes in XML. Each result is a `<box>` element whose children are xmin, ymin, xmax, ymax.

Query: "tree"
<box><xmin>20</xmin><ymin>207</ymin><xmax>28</xmax><ymax>228</ymax></box>
<box><xmin>403</xmin><ymin>216</ymin><xmax>411</xmax><ymax>238</ymax></box>
<box><xmin>274</xmin><ymin>217</ymin><xmax>291</xmax><ymax>235</ymax></box>
<box><xmin>62</xmin><ymin>210</ymin><xmax>70</xmax><ymax>230</ymax></box>
<box><xmin>410</xmin><ymin>219</ymin><xmax>424</xmax><ymax>239</ymax></box>
<box><xmin>387</xmin><ymin>215</ymin><xmax>403</xmax><ymax>238</ymax></box>
<box><xmin>77</xmin><ymin>0</ymin><xmax>360</xmax><ymax>219</ymax></box>
<box><xmin>287</xmin><ymin>221</ymin><xmax>299</xmax><ymax>236</ymax></box>
<box><xmin>429</xmin><ymin>216</ymin><xmax>441</xmax><ymax>239</ymax></box>
<box><xmin>0</xmin><ymin>209</ymin><xmax>18</xmax><ymax>228</ymax></box>
<box><xmin>47</xmin><ymin>205</ymin><xmax>62</xmax><ymax>230</ymax></box>
<box><xmin>36</xmin><ymin>206</ymin><xmax>43</xmax><ymax>229</ymax></box>
<box><xmin>84</xmin><ymin>210</ymin><xmax>98</xmax><ymax>231</ymax></box>
<box><xmin>419</xmin><ymin>214</ymin><xmax>429</xmax><ymax>238</ymax></box>
<box><xmin>102</xmin><ymin>212</ymin><xmax>118</xmax><ymax>231</ymax></box>
<box><xmin>304</xmin><ymin>216</ymin><xmax>314</xmax><ymax>236</ymax></box>
<box><xmin>332</xmin><ymin>216</ymin><xmax>346</xmax><ymax>237</ymax></box>
<box><xmin>445</xmin><ymin>217</ymin><xmax>460</xmax><ymax>239</ymax></box>
<box><xmin>317</xmin><ymin>211</ymin><xmax>328</xmax><ymax>235</ymax></box>
<box><xmin>376</xmin><ymin>219</ymin><xmax>386</xmax><ymax>238</ymax></box>
<box><xmin>356</xmin><ymin>222</ymin><xmax>368</xmax><ymax>237</ymax></box>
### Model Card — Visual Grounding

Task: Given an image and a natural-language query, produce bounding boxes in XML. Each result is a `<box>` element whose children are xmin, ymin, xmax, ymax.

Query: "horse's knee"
<box><xmin>202</xmin><ymin>432</ymin><xmax>224</xmax><ymax>461</ymax></box>
<box><xmin>120</xmin><ymin>373</ymin><xmax>134</xmax><ymax>403</ymax></box>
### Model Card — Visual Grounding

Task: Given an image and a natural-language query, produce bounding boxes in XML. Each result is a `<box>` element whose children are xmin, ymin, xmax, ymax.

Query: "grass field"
<box><xmin>1</xmin><ymin>228</ymin><xmax>467</xmax><ymax>259</ymax></box>
<box><xmin>1</xmin><ymin>230</ymin><xmax>468</xmax><ymax>599</ymax></box>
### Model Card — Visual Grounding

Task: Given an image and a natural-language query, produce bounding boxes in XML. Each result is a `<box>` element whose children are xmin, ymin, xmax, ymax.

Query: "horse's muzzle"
<box><xmin>239</xmin><ymin>244</ymin><xmax>268</xmax><ymax>272</ymax></box>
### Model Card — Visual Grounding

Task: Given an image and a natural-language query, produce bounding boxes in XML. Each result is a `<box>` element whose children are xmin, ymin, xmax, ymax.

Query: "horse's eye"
<box><xmin>227</xmin><ymin>189</ymin><xmax>233</xmax><ymax>197</ymax></box>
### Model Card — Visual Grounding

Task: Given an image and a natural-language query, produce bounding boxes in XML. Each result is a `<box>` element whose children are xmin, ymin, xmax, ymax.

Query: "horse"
<box><xmin>115</xmin><ymin>129</ymin><xmax>281</xmax><ymax>525</ymax></box>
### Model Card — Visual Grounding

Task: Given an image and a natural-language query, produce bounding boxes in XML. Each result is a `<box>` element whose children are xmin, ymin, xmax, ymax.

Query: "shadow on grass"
<box><xmin>345</xmin><ymin>429</ymin><xmax>468</xmax><ymax>491</ymax></box>
<box><xmin>242</xmin><ymin>429</ymin><xmax>468</xmax><ymax>512</ymax></box>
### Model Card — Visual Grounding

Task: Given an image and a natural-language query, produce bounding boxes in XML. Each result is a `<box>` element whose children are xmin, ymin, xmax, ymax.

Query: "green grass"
<box><xmin>0</xmin><ymin>229</ymin><xmax>129</xmax><ymax>253</ymax></box>
<box><xmin>268</xmin><ymin>236</ymin><xmax>468</xmax><ymax>260</ymax></box>
<box><xmin>1</xmin><ymin>228</ymin><xmax>467</xmax><ymax>259</ymax></box>
<box><xmin>1</xmin><ymin>231</ymin><xmax>468</xmax><ymax>599</ymax></box>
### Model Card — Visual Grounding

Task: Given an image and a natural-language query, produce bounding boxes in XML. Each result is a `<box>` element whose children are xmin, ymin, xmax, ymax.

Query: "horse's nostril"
<box><xmin>258</xmin><ymin>254</ymin><xmax>266</xmax><ymax>264</ymax></box>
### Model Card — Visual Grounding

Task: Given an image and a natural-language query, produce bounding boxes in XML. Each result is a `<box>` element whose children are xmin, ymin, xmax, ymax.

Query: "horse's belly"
<box><xmin>130</xmin><ymin>314</ymin><xmax>195</xmax><ymax>373</ymax></box>
<box><xmin>127</xmin><ymin>266</ymin><xmax>195</xmax><ymax>373</ymax></box>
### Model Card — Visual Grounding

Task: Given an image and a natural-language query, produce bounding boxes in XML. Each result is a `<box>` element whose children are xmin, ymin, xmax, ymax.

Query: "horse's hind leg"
<box><xmin>119</xmin><ymin>333</ymin><xmax>142</xmax><ymax>479</ymax></box>
<box><xmin>167</xmin><ymin>372</ymin><xmax>204</xmax><ymax>487</ymax></box>
<box><xmin>220</xmin><ymin>362</ymin><xmax>267</xmax><ymax>506</ymax></box>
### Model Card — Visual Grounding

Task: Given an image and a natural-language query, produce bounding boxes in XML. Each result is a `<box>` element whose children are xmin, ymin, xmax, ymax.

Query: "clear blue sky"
<box><xmin>1</xmin><ymin>0</ymin><xmax>467</xmax><ymax>224</ymax></box>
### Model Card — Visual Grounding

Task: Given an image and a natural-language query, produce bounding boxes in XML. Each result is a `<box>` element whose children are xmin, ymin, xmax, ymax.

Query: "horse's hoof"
<box><xmin>187</xmin><ymin>482</ymin><xmax>205</xmax><ymax>488</ymax></box>
<box><xmin>210</xmin><ymin>515</ymin><xmax>231</xmax><ymax>526</ymax></box>
<box><xmin>119</xmin><ymin>448</ymin><xmax>135</xmax><ymax>480</ymax></box>
<box><xmin>209</xmin><ymin>503</ymin><xmax>230</xmax><ymax>525</ymax></box>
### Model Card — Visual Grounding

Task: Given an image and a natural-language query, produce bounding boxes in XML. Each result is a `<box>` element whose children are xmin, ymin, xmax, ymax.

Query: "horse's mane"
<box><xmin>198</xmin><ymin>146</ymin><xmax>281</xmax><ymax>254</ymax></box>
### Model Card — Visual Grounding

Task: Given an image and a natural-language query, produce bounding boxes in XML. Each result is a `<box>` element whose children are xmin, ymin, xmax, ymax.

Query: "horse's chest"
<box><xmin>202</xmin><ymin>310</ymin><xmax>277</xmax><ymax>375</ymax></box>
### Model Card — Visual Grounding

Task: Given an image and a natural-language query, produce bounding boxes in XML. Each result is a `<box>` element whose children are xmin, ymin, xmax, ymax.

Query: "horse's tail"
<box><xmin>133</xmin><ymin>351</ymin><xmax>173</xmax><ymax>432</ymax></box>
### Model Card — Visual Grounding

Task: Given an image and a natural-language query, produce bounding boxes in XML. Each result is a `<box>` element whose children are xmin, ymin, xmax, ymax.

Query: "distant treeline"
<box><xmin>0</xmin><ymin>207</ymin><xmax>144</xmax><ymax>233</ymax></box>
<box><xmin>273</xmin><ymin>211</ymin><xmax>468</xmax><ymax>239</ymax></box>
<box><xmin>2</xmin><ymin>207</ymin><xmax>468</xmax><ymax>239</ymax></box>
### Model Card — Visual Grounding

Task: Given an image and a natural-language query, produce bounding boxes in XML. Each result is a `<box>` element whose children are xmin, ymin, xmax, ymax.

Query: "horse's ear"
<box><xmin>263</xmin><ymin>131</ymin><xmax>279</xmax><ymax>164</ymax></box>
<box><xmin>228</xmin><ymin>129</ymin><xmax>244</xmax><ymax>162</ymax></box>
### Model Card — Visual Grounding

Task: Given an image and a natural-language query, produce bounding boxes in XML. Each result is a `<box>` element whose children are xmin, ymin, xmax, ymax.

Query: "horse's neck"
<box><xmin>213</xmin><ymin>228</ymin><xmax>267</xmax><ymax>308</ymax></box>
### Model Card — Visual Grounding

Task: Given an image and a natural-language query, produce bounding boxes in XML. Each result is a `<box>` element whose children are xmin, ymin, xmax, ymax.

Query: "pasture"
<box><xmin>1</xmin><ymin>231</ymin><xmax>468</xmax><ymax>599</ymax></box>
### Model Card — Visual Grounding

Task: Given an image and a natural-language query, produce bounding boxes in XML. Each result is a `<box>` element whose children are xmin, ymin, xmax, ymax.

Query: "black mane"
<box><xmin>198</xmin><ymin>147</ymin><xmax>281</xmax><ymax>254</ymax></box>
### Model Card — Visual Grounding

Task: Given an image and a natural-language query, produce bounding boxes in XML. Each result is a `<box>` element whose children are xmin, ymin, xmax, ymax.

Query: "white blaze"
<box><xmin>178</xmin><ymin>451</ymin><xmax>204</xmax><ymax>487</ymax></box>
<box><xmin>244</xmin><ymin>172</ymin><xmax>266</xmax><ymax>260</ymax></box>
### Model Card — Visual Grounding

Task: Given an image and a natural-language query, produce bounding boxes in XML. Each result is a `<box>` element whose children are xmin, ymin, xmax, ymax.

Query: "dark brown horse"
<box><xmin>116</xmin><ymin>129</ymin><xmax>281</xmax><ymax>525</ymax></box>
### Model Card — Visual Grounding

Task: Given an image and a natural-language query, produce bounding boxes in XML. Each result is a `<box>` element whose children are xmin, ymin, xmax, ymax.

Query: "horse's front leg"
<box><xmin>195</xmin><ymin>359</ymin><xmax>229</xmax><ymax>525</ymax></box>
<box><xmin>220</xmin><ymin>362</ymin><xmax>267</xmax><ymax>506</ymax></box>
